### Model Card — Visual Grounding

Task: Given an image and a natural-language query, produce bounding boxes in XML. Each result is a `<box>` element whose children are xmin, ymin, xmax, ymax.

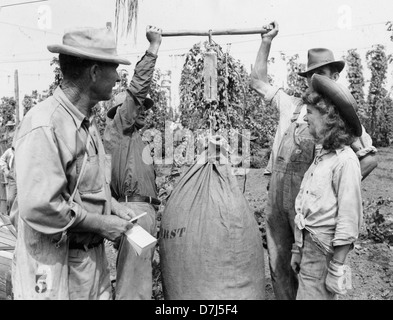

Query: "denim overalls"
<box><xmin>265</xmin><ymin>102</ymin><xmax>316</xmax><ymax>300</ymax></box>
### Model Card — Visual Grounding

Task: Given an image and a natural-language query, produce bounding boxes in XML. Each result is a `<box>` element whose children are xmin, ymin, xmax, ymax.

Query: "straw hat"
<box><xmin>311</xmin><ymin>74</ymin><xmax>361</xmax><ymax>137</ymax></box>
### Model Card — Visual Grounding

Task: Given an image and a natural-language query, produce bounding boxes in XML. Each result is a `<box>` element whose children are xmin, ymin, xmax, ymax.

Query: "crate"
<box><xmin>0</xmin><ymin>214</ymin><xmax>16</xmax><ymax>300</ymax></box>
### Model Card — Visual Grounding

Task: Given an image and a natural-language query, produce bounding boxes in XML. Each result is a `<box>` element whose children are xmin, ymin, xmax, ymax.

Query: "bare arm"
<box><xmin>332</xmin><ymin>244</ymin><xmax>351</xmax><ymax>264</ymax></box>
<box><xmin>359</xmin><ymin>153</ymin><xmax>378</xmax><ymax>181</ymax></box>
<box><xmin>71</xmin><ymin>213</ymin><xmax>133</xmax><ymax>242</ymax></box>
<box><xmin>250</xmin><ymin>21</ymin><xmax>279</xmax><ymax>97</ymax></box>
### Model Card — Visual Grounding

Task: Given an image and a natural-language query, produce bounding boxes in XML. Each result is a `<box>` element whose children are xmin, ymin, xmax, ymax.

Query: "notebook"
<box><xmin>125</xmin><ymin>224</ymin><xmax>157</xmax><ymax>256</ymax></box>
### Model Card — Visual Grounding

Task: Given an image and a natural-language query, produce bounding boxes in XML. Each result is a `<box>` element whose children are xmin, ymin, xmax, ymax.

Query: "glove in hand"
<box><xmin>325</xmin><ymin>260</ymin><xmax>352</xmax><ymax>295</ymax></box>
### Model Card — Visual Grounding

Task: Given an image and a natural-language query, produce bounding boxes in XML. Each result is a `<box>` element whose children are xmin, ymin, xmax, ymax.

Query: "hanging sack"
<box><xmin>160</xmin><ymin>136</ymin><xmax>265</xmax><ymax>300</ymax></box>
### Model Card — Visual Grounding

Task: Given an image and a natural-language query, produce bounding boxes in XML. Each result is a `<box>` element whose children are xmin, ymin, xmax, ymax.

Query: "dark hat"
<box><xmin>106</xmin><ymin>90</ymin><xmax>154</xmax><ymax>119</ymax></box>
<box><xmin>298</xmin><ymin>48</ymin><xmax>345</xmax><ymax>77</ymax></box>
<box><xmin>311</xmin><ymin>74</ymin><xmax>362</xmax><ymax>137</ymax></box>
<box><xmin>47</xmin><ymin>27</ymin><xmax>131</xmax><ymax>65</ymax></box>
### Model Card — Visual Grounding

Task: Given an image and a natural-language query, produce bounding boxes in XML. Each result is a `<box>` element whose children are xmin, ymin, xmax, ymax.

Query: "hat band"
<box><xmin>63</xmin><ymin>44</ymin><xmax>118</xmax><ymax>56</ymax></box>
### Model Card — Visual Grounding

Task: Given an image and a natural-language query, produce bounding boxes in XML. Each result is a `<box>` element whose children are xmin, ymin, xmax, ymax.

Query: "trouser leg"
<box><xmin>115</xmin><ymin>203</ymin><xmax>157</xmax><ymax>300</ymax></box>
<box><xmin>68</xmin><ymin>245</ymin><xmax>112</xmax><ymax>300</ymax></box>
<box><xmin>296</xmin><ymin>231</ymin><xmax>335</xmax><ymax>300</ymax></box>
<box><xmin>265</xmin><ymin>180</ymin><xmax>298</xmax><ymax>300</ymax></box>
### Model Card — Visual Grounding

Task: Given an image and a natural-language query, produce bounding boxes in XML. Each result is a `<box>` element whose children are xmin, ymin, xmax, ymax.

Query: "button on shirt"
<box><xmin>14</xmin><ymin>87</ymin><xmax>111</xmax><ymax>243</ymax></box>
<box><xmin>294</xmin><ymin>146</ymin><xmax>363</xmax><ymax>253</ymax></box>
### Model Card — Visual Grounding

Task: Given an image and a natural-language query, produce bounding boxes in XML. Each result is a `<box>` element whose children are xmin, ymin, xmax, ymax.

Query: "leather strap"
<box><xmin>118</xmin><ymin>195</ymin><xmax>161</xmax><ymax>206</ymax></box>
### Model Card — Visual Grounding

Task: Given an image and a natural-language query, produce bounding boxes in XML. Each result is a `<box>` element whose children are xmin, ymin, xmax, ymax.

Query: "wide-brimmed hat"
<box><xmin>47</xmin><ymin>27</ymin><xmax>131</xmax><ymax>65</ymax></box>
<box><xmin>107</xmin><ymin>90</ymin><xmax>154</xmax><ymax>119</ymax></box>
<box><xmin>298</xmin><ymin>48</ymin><xmax>345</xmax><ymax>77</ymax></box>
<box><xmin>5</xmin><ymin>121</ymin><xmax>15</xmax><ymax>127</ymax></box>
<box><xmin>311</xmin><ymin>74</ymin><xmax>362</xmax><ymax>137</ymax></box>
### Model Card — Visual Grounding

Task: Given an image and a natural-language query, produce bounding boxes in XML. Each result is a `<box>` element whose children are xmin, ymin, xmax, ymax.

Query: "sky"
<box><xmin>1</xmin><ymin>0</ymin><xmax>393</xmax><ymax>109</ymax></box>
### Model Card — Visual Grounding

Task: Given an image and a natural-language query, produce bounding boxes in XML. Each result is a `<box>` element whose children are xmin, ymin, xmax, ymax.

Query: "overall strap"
<box><xmin>290</xmin><ymin>101</ymin><xmax>305</xmax><ymax>123</ymax></box>
<box><xmin>54</xmin><ymin>132</ymin><xmax>91</xmax><ymax>248</ymax></box>
<box><xmin>69</xmin><ymin>132</ymin><xmax>91</xmax><ymax>203</ymax></box>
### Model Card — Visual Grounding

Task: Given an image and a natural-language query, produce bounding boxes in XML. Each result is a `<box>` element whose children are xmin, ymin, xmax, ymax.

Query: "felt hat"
<box><xmin>311</xmin><ymin>74</ymin><xmax>362</xmax><ymax>137</ymax></box>
<box><xmin>107</xmin><ymin>90</ymin><xmax>154</xmax><ymax>119</ymax></box>
<box><xmin>47</xmin><ymin>27</ymin><xmax>131</xmax><ymax>65</ymax></box>
<box><xmin>298</xmin><ymin>48</ymin><xmax>345</xmax><ymax>77</ymax></box>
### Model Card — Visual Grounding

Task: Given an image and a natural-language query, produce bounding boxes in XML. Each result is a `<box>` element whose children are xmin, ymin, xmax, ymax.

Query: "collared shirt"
<box><xmin>294</xmin><ymin>146</ymin><xmax>363</xmax><ymax>253</ymax></box>
<box><xmin>103</xmin><ymin>50</ymin><xmax>158</xmax><ymax>200</ymax></box>
<box><xmin>13</xmin><ymin>87</ymin><xmax>111</xmax><ymax>243</ymax></box>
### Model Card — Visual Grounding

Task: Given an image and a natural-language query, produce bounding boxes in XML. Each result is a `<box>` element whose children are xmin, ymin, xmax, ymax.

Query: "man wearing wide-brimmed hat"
<box><xmin>12</xmin><ymin>25</ymin><xmax>136</xmax><ymax>300</ymax></box>
<box><xmin>250</xmin><ymin>21</ymin><xmax>377</xmax><ymax>300</ymax></box>
<box><xmin>291</xmin><ymin>74</ymin><xmax>364</xmax><ymax>299</ymax></box>
<box><xmin>102</xmin><ymin>25</ymin><xmax>162</xmax><ymax>300</ymax></box>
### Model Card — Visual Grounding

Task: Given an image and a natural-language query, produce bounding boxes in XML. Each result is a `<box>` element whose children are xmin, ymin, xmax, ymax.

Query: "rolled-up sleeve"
<box><xmin>351</xmin><ymin>125</ymin><xmax>378</xmax><ymax>158</ymax></box>
<box><xmin>332</xmin><ymin>157</ymin><xmax>363</xmax><ymax>246</ymax></box>
<box><xmin>15</xmin><ymin>126</ymin><xmax>87</xmax><ymax>235</ymax></box>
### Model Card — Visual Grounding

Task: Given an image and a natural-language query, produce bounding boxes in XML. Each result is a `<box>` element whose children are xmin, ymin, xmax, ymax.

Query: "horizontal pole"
<box><xmin>162</xmin><ymin>27</ymin><xmax>269</xmax><ymax>37</ymax></box>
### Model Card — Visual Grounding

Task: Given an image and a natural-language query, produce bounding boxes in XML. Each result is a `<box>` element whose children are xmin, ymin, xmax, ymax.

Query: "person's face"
<box><xmin>306</xmin><ymin>66</ymin><xmax>338</xmax><ymax>88</ymax></box>
<box><xmin>304</xmin><ymin>104</ymin><xmax>327</xmax><ymax>141</ymax></box>
<box><xmin>134</xmin><ymin>102</ymin><xmax>150</xmax><ymax>128</ymax></box>
<box><xmin>93</xmin><ymin>62</ymin><xmax>120</xmax><ymax>101</ymax></box>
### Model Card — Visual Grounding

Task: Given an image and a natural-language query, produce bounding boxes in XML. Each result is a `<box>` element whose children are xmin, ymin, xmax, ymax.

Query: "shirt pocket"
<box><xmin>307</xmin><ymin>169</ymin><xmax>332</xmax><ymax>213</ymax></box>
<box><xmin>309</xmin><ymin>170</ymin><xmax>331</xmax><ymax>198</ymax></box>
<box><xmin>76</xmin><ymin>154</ymin><xmax>104</xmax><ymax>194</ymax></box>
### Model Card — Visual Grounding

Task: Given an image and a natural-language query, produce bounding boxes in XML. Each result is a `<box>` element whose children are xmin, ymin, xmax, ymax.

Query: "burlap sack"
<box><xmin>160</xmin><ymin>157</ymin><xmax>265</xmax><ymax>300</ymax></box>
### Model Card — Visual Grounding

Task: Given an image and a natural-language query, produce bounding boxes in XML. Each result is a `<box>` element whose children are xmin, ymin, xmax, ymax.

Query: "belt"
<box><xmin>69</xmin><ymin>240</ymin><xmax>103</xmax><ymax>251</ymax></box>
<box><xmin>118</xmin><ymin>195</ymin><xmax>161</xmax><ymax>206</ymax></box>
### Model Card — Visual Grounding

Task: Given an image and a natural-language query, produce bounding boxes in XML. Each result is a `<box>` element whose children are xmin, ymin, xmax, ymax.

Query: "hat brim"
<box><xmin>298</xmin><ymin>61</ymin><xmax>345</xmax><ymax>77</ymax></box>
<box><xmin>311</xmin><ymin>74</ymin><xmax>362</xmax><ymax>137</ymax></box>
<box><xmin>107</xmin><ymin>97</ymin><xmax>154</xmax><ymax>119</ymax></box>
<box><xmin>47</xmin><ymin>44</ymin><xmax>131</xmax><ymax>65</ymax></box>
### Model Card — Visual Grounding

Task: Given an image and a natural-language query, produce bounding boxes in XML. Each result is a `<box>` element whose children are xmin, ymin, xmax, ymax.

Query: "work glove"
<box><xmin>325</xmin><ymin>260</ymin><xmax>352</xmax><ymax>295</ymax></box>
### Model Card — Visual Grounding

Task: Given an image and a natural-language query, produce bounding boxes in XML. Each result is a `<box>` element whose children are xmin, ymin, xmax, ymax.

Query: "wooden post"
<box><xmin>162</xmin><ymin>27</ymin><xmax>269</xmax><ymax>37</ymax></box>
<box><xmin>14</xmin><ymin>70</ymin><xmax>19</xmax><ymax>126</ymax></box>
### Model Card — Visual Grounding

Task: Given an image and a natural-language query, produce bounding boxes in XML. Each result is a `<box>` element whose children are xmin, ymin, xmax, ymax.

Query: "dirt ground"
<box><xmin>107</xmin><ymin>147</ymin><xmax>393</xmax><ymax>300</ymax></box>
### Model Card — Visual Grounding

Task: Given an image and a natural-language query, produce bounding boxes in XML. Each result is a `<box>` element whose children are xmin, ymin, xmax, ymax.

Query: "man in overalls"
<box><xmin>250</xmin><ymin>21</ymin><xmax>378</xmax><ymax>300</ymax></box>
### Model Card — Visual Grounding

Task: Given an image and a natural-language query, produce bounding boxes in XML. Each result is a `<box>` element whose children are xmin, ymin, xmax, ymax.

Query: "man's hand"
<box><xmin>111</xmin><ymin>197</ymin><xmax>137</xmax><ymax>221</ymax></box>
<box><xmin>290</xmin><ymin>243</ymin><xmax>301</xmax><ymax>273</ymax></box>
<box><xmin>262</xmin><ymin>21</ymin><xmax>279</xmax><ymax>41</ymax></box>
<box><xmin>146</xmin><ymin>25</ymin><xmax>162</xmax><ymax>54</ymax></box>
<box><xmin>99</xmin><ymin>214</ymin><xmax>133</xmax><ymax>242</ymax></box>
